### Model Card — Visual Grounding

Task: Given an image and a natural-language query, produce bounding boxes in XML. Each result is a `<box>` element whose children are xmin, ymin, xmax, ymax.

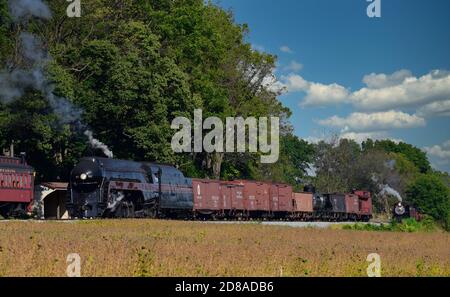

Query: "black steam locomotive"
<box><xmin>393</xmin><ymin>202</ymin><xmax>422</xmax><ymax>222</ymax></box>
<box><xmin>67</xmin><ymin>157</ymin><xmax>193</xmax><ymax>218</ymax></box>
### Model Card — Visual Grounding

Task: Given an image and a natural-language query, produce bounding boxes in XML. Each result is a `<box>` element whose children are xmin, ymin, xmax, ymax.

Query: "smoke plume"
<box><xmin>84</xmin><ymin>130</ymin><xmax>114</xmax><ymax>159</ymax></box>
<box><xmin>379</xmin><ymin>184</ymin><xmax>403</xmax><ymax>202</ymax></box>
<box><xmin>8</xmin><ymin>0</ymin><xmax>52</xmax><ymax>21</ymax></box>
<box><xmin>1</xmin><ymin>0</ymin><xmax>114</xmax><ymax>158</ymax></box>
<box><xmin>371</xmin><ymin>174</ymin><xmax>403</xmax><ymax>202</ymax></box>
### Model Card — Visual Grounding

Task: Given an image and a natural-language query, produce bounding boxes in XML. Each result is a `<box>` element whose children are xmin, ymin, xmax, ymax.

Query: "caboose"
<box><xmin>0</xmin><ymin>154</ymin><xmax>35</xmax><ymax>218</ymax></box>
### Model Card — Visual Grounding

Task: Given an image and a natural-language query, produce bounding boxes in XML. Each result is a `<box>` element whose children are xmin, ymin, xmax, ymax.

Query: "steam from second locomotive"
<box><xmin>0</xmin><ymin>0</ymin><xmax>114</xmax><ymax>158</ymax></box>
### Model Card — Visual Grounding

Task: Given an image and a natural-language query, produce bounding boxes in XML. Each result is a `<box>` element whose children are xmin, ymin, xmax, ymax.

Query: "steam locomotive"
<box><xmin>393</xmin><ymin>202</ymin><xmax>422</xmax><ymax>222</ymax></box>
<box><xmin>67</xmin><ymin>157</ymin><xmax>373</xmax><ymax>221</ymax></box>
<box><xmin>67</xmin><ymin>157</ymin><xmax>193</xmax><ymax>218</ymax></box>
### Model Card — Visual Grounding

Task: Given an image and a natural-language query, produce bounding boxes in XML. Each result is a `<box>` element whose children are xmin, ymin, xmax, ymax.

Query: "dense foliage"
<box><xmin>0</xmin><ymin>0</ymin><xmax>305</xmax><ymax>183</ymax></box>
<box><xmin>406</xmin><ymin>174</ymin><xmax>450</xmax><ymax>229</ymax></box>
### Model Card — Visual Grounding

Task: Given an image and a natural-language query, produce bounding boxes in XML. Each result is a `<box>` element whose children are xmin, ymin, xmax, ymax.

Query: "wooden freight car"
<box><xmin>292</xmin><ymin>192</ymin><xmax>314</xmax><ymax>220</ymax></box>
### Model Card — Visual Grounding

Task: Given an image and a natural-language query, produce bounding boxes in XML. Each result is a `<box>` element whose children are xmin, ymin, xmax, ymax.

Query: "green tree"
<box><xmin>0</xmin><ymin>0</ymin><xmax>291</xmax><ymax>182</ymax></box>
<box><xmin>368</xmin><ymin>140</ymin><xmax>431</xmax><ymax>173</ymax></box>
<box><xmin>406</xmin><ymin>174</ymin><xmax>450</xmax><ymax>229</ymax></box>
<box><xmin>253</xmin><ymin>134</ymin><xmax>314</xmax><ymax>189</ymax></box>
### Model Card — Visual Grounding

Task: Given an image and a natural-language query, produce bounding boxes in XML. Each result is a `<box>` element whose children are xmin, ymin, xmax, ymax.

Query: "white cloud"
<box><xmin>303</xmin><ymin>136</ymin><xmax>324</xmax><ymax>144</ymax></box>
<box><xmin>280</xmin><ymin>46</ymin><xmax>294</xmax><ymax>54</ymax></box>
<box><xmin>424</xmin><ymin>140</ymin><xmax>450</xmax><ymax>159</ymax></box>
<box><xmin>282</xmin><ymin>74</ymin><xmax>310</xmax><ymax>92</ymax></box>
<box><xmin>340</xmin><ymin>131</ymin><xmax>387</xmax><ymax>143</ymax></box>
<box><xmin>339</xmin><ymin>132</ymin><xmax>403</xmax><ymax>144</ymax></box>
<box><xmin>284</xmin><ymin>60</ymin><xmax>303</xmax><ymax>73</ymax></box>
<box><xmin>304</xmin><ymin>131</ymin><xmax>402</xmax><ymax>145</ymax></box>
<box><xmin>352</xmin><ymin>70</ymin><xmax>450</xmax><ymax>111</ymax></box>
<box><xmin>281</xmin><ymin>74</ymin><xmax>350</xmax><ymax>106</ymax></box>
<box><xmin>416</xmin><ymin>99</ymin><xmax>450</xmax><ymax>117</ymax></box>
<box><xmin>362</xmin><ymin>69</ymin><xmax>413</xmax><ymax>89</ymax></box>
<box><xmin>282</xmin><ymin>70</ymin><xmax>450</xmax><ymax>114</ymax></box>
<box><xmin>303</xmin><ymin>82</ymin><xmax>350</xmax><ymax>107</ymax></box>
<box><xmin>262</xmin><ymin>73</ymin><xmax>286</xmax><ymax>94</ymax></box>
<box><xmin>318</xmin><ymin>111</ymin><xmax>426</xmax><ymax>132</ymax></box>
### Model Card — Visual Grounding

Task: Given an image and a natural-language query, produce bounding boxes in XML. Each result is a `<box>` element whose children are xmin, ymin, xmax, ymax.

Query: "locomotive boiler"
<box><xmin>67</xmin><ymin>157</ymin><xmax>193</xmax><ymax>218</ymax></box>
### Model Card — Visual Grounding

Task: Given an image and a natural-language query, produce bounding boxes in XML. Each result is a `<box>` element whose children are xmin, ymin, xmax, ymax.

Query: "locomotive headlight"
<box><xmin>80</xmin><ymin>173</ymin><xmax>88</xmax><ymax>180</ymax></box>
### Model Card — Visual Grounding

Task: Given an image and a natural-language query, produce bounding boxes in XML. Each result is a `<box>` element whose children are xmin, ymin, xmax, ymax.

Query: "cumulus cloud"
<box><xmin>304</xmin><ymin>131</ymin><xmax>402</xmax><ymax>145</ymax></box>
<box><xmin>362</xmin><ymin>69</ymin><xmax>413</xmax><ymax>89</ymax></box>
<box><xmin>417</xmin><ymin>99</ymin><xmax>450</xmax><ymax>117</ymax></box>
<box><xmin>281</xmin><ymin>70</ymin><xmax>450</xmax><ymax>114</ymax></box>
<box><xmin>282</xmin><ymin>74</ymin><xmax>310</xmax><ymax>92</ymax></box>
<box><xmin>284</xmin><ymin>60</ymin><xmax>303</xmax><ymax>73</ymax></box>
<box><xmin>304</xmin><ymin>82</ymin><xmax>350</xmax><ymax>107</ymax></box>
<box><xmin>318</xmin><ymin>111</ymin><xmax>426</xmax><ymax>132</ymax></box>
<box><xmin>424</xmin><ymin>140</ymin><xmax>450</xmax><ymax>159</ymax></box>
<box><xmin>262</xmin><ymin>73</ymin><xmax>286</xmax><ymax>94</ymax></box>
<box><xmin>280</xmin><ymin>46</ymin><xmax>294</xmax><ymax>54</ymax></box>
<box><xmin>351</xmin><ymin>70</ymin><xmax>450</xmax><ymax>111</ymax></box>
<box><xmin>281</xmin><ymin>74</ymin><xmax>350</xmax><ymax>106</ymax></box>
<box><xmin>340</xmin><ymin>131</ymin><xmax>388</xmax><ymax>143</ymax></box>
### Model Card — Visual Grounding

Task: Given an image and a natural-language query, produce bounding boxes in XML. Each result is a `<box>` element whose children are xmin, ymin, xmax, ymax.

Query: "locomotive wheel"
<box><xmin>116</xmin><ymin>201</ymin><xmax>135</xmax><ymax>218</ymax></box>
<box><xmin>125</xmin><ymin>201</ymin><xmax>135</xmax><ymax>218</ymax></box>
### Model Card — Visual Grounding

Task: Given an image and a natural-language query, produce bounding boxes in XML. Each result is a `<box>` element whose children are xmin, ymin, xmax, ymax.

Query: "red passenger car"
<box><xmin>0</xmin><ymin>155</ymin><xmax>35</xmax><ymax>217</ymax></box>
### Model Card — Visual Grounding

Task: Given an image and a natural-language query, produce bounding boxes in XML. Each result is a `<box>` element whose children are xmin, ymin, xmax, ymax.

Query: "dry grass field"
<box><xmin>0</xmin><ymin>220</ymin><xmax>449</xmax><ymax>277</ymax></box>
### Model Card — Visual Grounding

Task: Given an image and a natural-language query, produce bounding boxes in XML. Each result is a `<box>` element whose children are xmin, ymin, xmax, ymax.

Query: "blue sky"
<box><xmin>217</xmin><ymin>0</ymin><xmax>450</xmax><ymax>172</ymax></box>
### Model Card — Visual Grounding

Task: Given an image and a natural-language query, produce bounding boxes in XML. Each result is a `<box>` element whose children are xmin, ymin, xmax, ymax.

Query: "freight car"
<box><xmin>67</xmin><ymin>157</ymin><xmax>373</xmax><ymax>221</ymax></box>
<box><xmin>0</xmin><ymin>154</ymin><xmax>35</xmax><ymax>218</ymax></box>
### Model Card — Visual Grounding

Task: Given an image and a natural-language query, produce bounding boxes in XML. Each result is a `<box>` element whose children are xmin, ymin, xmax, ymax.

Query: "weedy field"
<box><xmin>0</xmin><ymin>220</ymin><xmax>448</xmax><ymax>277</ymax></box>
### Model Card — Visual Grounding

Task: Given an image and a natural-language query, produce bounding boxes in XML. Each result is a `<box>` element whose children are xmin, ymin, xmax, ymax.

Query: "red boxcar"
<box><xmin>345</xmin><ymin>194</ymin><xmax>360</xmax><ymax>214</ymax></box>
<box><xmin>233</xmin><ymin>180</ymin><xmax>271</xmax><ymax>212</ymax></box>
<box><xmin>292</xmin><ymin>192</ymin><xmax>313</xmax><ymax>213</ymax></box>
<box><xmin>0</xmin><ymin>155</ymin><xmax>35</xmax><ymax>216</ymax></box>
<box><xmin>271</xmin><ymin>184</ymin><xmax>293</xmax><ymax>212</ymax></box>
<box><xmin>220</xmin><ymin>182</ymin><xmax>245</xmax><ymax>211</ymax></box>
<box><xmin>192</xmin><ymin>179</ymin><xmax>221</xmax><ymax>213</ymax></box>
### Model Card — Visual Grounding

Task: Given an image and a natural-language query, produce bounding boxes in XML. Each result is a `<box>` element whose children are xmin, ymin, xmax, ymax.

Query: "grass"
<box><xmin>0</xmin><ymin>220</ymin><xmax>449</xmax><ymax>277</ymax></box>
<box><xmin>342</xmin><ymin>217</ymin><xmax>439</xmax><ymax>233</ymax></box>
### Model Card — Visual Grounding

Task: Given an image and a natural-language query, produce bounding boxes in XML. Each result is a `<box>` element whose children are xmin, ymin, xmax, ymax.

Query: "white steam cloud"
<box><xmin>379</xmin><ymin>184</ymin><xmax>403</xmax><ymax>202</ymax></box>
<box><xmin>84</xmin><ymin>131</ymin><xmax>114</xmax><ymax>159</ymax></box>
<box><xmin>371</xmin><ymin>172</ymin><xmax>403</xmax><ymax>202</ymax></box>
<box><xmin>1</xmin><ymin>0</ymin><xmax>113</xmax><ymax>158</ymax></box>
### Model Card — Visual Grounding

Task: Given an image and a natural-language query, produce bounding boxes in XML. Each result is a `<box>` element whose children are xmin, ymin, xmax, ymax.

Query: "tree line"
<box><xmin>0</xmin><ymin>0</ymin><xmax>448</xmax><ymax>228</ymax></box>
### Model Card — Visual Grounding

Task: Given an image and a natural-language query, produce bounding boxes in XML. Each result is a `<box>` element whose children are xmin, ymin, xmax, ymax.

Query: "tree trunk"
<box><xmin>206</xmin><ymin>152</ymin><xmax>224</xmax><ymax>179</ymax></box>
